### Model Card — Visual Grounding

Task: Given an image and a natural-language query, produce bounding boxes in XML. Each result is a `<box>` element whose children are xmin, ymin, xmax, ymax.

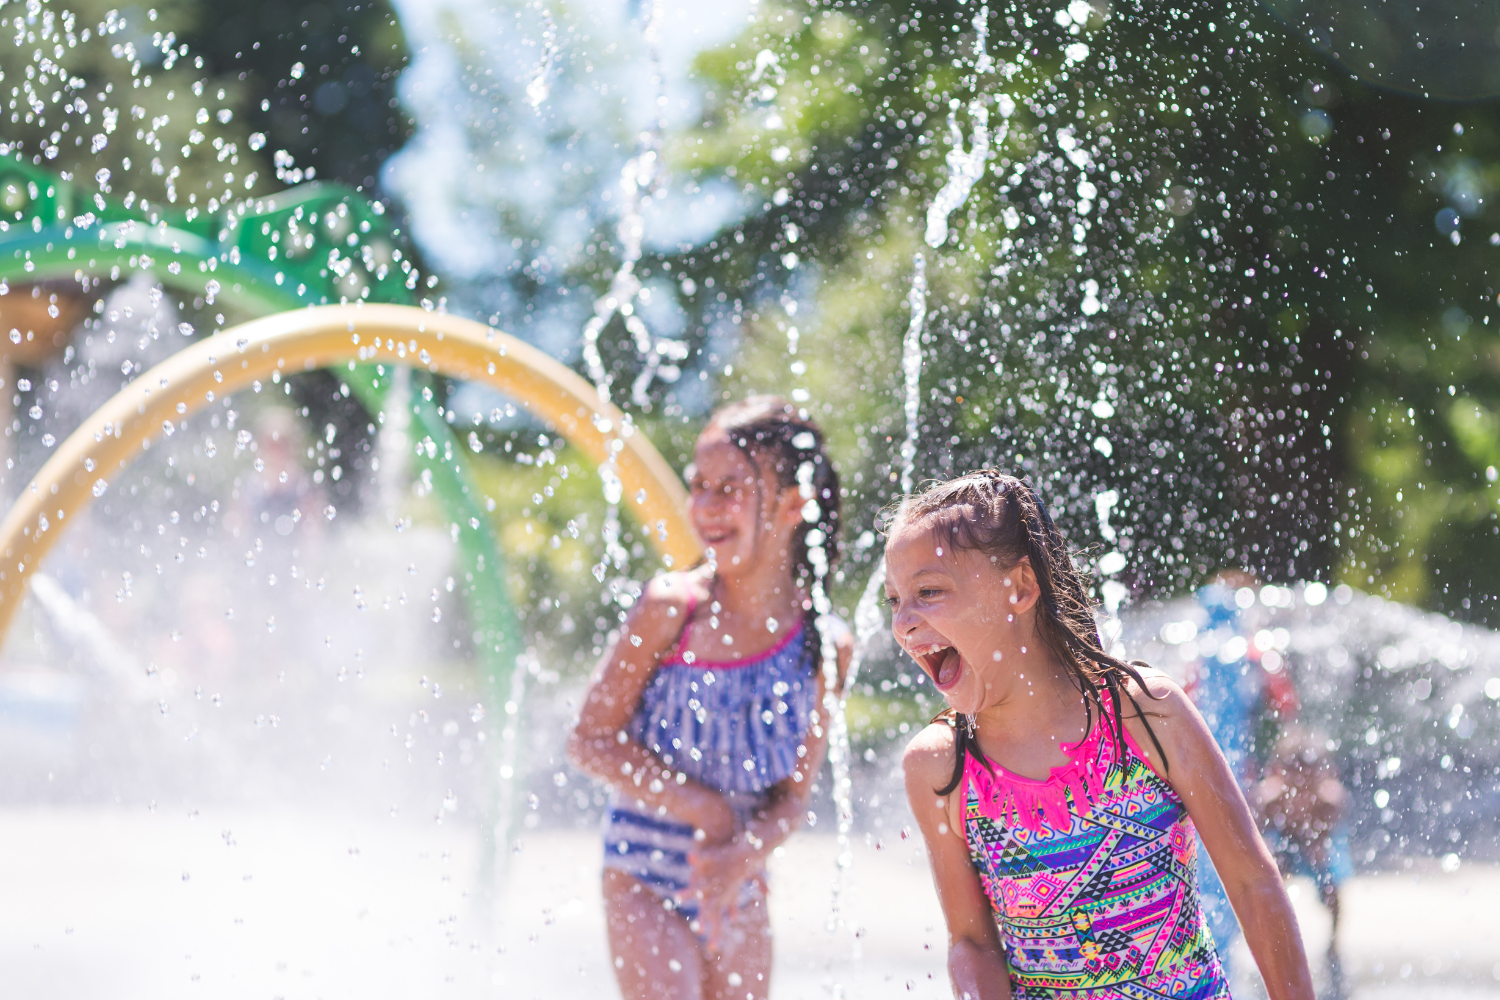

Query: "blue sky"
<box><xmin>384</xmin><ymin>0</ymin><xmax>753</xmax><ymax>372</ymax></box>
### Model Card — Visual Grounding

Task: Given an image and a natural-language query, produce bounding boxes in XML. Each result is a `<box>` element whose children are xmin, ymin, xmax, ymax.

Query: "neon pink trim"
<box><xmin>662</xmin><ymin>620</ymin><xmax>804</xmax><ymax>669</ymax></box>
<box><xmin>1116</xmin><ymin>707</ymin><xmax>1170</xmax><ymax>785</ymax></box>
<box><xmin>962</xmin><ymin>690</ymin><xmax>1175</xmax><ymax>832</ymax></box>
<box><xmin>957</xmin><ymin>758</ymin><xmax>970</xmax><ymax>819</ymax></box>
<box><xmin>964</xmin><ymin>722</ymin><xmax>1107</xmax><ymax>833</ymax></box>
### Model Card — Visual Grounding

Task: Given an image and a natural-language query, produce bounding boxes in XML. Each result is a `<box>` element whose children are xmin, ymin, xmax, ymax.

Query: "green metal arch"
<box><xmin>0</xmin><ymin>157</ymin><xmax>523</xmax><ymax>714</ymax></box>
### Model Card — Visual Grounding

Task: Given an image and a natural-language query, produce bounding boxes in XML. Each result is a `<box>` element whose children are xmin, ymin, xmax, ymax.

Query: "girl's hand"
<box><xmin>679</xmin><ymin>788</ymin><xmax>737</xmax><ymax>847</ymax></box>
<box><xmin>684</xmin><ymin>837</ymin><xmax>763</xmax><ymax>953</ymax></box>
<box><xmin>688</xmin><ymin>836</ymin><xmax>761</xmax><ymax>898</ymax></box>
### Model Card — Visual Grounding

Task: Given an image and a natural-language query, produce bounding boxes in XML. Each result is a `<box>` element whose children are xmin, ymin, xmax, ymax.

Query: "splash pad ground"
<box><xmin>2</xmin><ymin>803</ymin><xmax>1497</xmax><ymax>1000</ymax></box>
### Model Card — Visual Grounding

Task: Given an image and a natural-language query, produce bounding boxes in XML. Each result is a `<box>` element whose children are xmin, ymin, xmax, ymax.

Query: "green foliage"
<box><xmin>0</xmin><ymin>0</ymin><xmax>409</xmax><ymax>218</ymax></box>
<box><xmin>464</xmin><ymin>434</ymin><xmax>672</xmax><ymax>677</ymax></box>
<box><xmin>624</xmin><ymin>0</ymin><xmax>1500</xmax><ymax>624</ymax></box>
<box><xmin>0</xmin><ymin>0</ymin><xmax>270</xmax><ymax>212</ymax></box>
<box><xmin>666</xmin><ymin>0</ymin><xmax>1299</xmax><ymax>602</ymax></box>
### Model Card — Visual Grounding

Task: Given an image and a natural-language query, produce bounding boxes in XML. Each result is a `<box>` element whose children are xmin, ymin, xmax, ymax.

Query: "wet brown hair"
<box><xmin>886</xmin><ymin>469</ymin><xmax>1166</xmax><ymax>795</ymax></box>
<box><xmin>706</xmin><ymin>395</ymin><xmax>841</xmax><ymax>654</ymax></box>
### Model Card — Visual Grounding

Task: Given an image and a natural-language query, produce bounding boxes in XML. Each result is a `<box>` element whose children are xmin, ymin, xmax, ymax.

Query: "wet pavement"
<box><xmin>2</xmin><ymin>809</ymin><xmax>1495</xmax><ymax>999</ymax></box>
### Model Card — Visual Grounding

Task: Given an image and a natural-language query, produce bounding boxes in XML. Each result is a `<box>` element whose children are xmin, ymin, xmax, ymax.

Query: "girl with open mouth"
<box><xmin>887</xmin><ymin>470</ymin><xmax>1315</xmax><ymax>1000</ymax></box>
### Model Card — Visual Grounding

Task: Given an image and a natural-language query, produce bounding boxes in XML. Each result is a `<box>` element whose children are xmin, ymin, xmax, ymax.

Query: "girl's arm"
<box><xmin>1123</xmin><ymin>673</ymin><xmax>1315</xmax><ymax>1000</ymax></box>
<box><xmin>903</xmin><ymin>723</ymin><xmax>1011</xmax><ymax>1000</ymax></box>
<box><xmin>566</xmin><ymin>571</ymin><xmax>736</xmax><ymax>843</ymax></box>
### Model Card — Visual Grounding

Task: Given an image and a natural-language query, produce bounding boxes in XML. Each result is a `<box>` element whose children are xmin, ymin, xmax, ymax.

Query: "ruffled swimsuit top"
<box><xmin>600</xmin><ymin>605</ymin><xmax>821</xmax><ymax>916</ymax></box>
<box><xmin>960</xmin><ymin>692</ymin><xmax>1231</xmax><ymax>999</ymax></box>
<box><xmin>628</xmin><ymin>612</ymin><xmax>819</xmax><ymax>804</ymax></box>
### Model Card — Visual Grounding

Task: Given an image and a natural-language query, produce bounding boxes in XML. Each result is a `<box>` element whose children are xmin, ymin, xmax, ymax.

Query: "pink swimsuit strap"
<box><xmin>661</xmin><ymin>583</ymin><xmax>807</xmax><ymax>669</ymax></box>
<box><xmin>667</xmin><ymin>591</ymin><xmax>700</xmax><ymax>663</ymax></box>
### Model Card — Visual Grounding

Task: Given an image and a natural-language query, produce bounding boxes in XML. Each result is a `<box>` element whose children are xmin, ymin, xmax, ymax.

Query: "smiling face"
<box><xmin>687</xmin><ymin>429</ymin><xmax>800</xmax><ymax>576</ymax></box>
<box><xmin>883</xmin><ymin>512</ymin><xmax>1042</xmax><ymax>716</ymax></box>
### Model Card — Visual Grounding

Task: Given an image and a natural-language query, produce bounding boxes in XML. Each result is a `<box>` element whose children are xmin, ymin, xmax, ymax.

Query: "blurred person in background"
<box><xmin>1256</xmin><ymin>723</ymin><xmax>1351</xmax><ymax>994</ymax></box>
<box><xmin>1186</xmin><ymin>571</ymin><xmax>1266</xmax><ymax>971</ymax></box>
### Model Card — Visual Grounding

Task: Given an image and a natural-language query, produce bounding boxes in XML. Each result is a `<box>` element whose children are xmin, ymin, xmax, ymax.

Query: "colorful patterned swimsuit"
<box><xmin>601</xmin><ymin>601</ymin><xmax>819</xmax><ymax>922</ymax></box>
<box><xmin>960</xmin><ymin>694</ymin><xmax>1231</xmax><ymax>999</ymax></box>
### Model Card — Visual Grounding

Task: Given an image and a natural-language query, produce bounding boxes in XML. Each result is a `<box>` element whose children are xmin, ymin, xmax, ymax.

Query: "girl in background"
<box><xmin>886</xmin><ymin>471</ymin><xmax>1314</xmax><ymax>1000</ymax></box>
<box><xmin>569</xmin><ymin>396</ymin><xmax>850</xmax><ymax>1000</ymax></box>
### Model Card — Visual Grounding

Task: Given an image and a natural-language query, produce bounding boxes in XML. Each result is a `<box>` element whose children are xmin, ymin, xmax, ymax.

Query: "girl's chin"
<box><xmin>941</xmin><ymin>689</ymin><xmax>983</xmax><ymax>719</ymax></box>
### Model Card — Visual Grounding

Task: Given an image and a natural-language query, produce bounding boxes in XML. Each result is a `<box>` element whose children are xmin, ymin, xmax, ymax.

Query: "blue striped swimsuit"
<box><xmin>602</xmin><ymin>609</ymin><xmax>820</xmax><ymax>921</ymax></box>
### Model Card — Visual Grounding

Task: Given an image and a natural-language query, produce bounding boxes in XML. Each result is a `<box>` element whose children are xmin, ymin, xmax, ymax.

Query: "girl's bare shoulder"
<box><xmin>902</xmin><ymin>720</ymin><xmax>959</xmax><ymax>785</ymax></box>
<box><xmin>1119</xmin><ymin>663</ymin><xmax>1194</xmax><ymax>718</ymax></box>
<box><xmin>632</xmin><ymin>569</ymin><xmax>712</xmax><ymax>644</ymax></box>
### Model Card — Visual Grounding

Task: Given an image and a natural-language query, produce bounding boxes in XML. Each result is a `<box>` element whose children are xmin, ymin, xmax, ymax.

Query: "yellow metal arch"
<box><xmin>0</xmin><ymin>303</ymin><xmax>702</xmax><ymax>637</ymax></box>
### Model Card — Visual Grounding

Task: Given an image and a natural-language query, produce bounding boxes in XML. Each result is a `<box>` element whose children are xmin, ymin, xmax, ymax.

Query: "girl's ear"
<box><xmin>773</xmin><ymin>480</ymin><xmax>808</xmax><ymax>528</ymax></box>
<box><xmin>1008</xmin><ymin>557</ymin><xmax>1042</xmax><ymax>615</ymax></box>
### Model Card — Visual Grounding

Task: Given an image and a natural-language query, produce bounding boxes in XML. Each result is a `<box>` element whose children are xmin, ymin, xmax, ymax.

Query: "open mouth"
<box><xmin>913</xmin><ymin>644</ymin><xmax>964</xmax><ymax>690</ymax></box>
<box><xmin>697</xmin><ymin>525</ymin><xmax>735</xmax><ymax>545</ymax></box>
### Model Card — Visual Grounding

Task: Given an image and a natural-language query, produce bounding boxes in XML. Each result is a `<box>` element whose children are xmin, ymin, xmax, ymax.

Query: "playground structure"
<box><xmin>0</xmin><ymin>157</ymin><xmax>702</xmax><ymax>706</ymax></box>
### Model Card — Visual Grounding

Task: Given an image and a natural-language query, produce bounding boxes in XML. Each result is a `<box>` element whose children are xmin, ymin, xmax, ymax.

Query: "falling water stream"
<box><xmin>815</xmin><ymin>4</ymin><xmax>1023</xmax><ymax>982</ymax></box>
<box><xmin>28</xmin><ymin>571</ymin><xmax>150</xmax><ymax>698</ymax></box>
<box><xmin>454</xmin><ymin>0</ymin><xmax>683</xmax><ymax>882</ymax></box>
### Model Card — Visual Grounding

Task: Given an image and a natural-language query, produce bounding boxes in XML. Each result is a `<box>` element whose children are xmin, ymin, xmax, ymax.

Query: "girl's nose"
<box><xmin>891</xmin><ymin>604</ymin><xmax>919</xmax><ymax>639</ymax></box>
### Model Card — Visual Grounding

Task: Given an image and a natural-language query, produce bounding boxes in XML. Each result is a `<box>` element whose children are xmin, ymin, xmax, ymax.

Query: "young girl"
<box><xmin>887</xmin><ymin>471</ymin><xmax>1315</xmax><ymax>1000</ymax></box>
<box><xmin>568</xmin><ymin>396</ymin><xmax>850</xmax><ymax>1000</ymax></box>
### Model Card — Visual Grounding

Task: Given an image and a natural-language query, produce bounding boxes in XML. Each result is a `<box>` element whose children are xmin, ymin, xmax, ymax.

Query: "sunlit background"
<box><xmin>1</xmin><ymin>0</ymin><xmax>1498</xmax><ymax>997</ymax></box>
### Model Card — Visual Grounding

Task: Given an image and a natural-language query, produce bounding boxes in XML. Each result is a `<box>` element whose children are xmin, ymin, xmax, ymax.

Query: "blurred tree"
<box><xmin>175</xmin><ymin>0</ymin><xmax>414</xmax><ymax>511</ymax></box>
<box><xmin>0</xmin><ymin>0</ymin><xmax>416</xmax><ymax>514</ymax></box>
<box><xmin>0</xmin><ymin>0</ymin><xmax>269</xmax><ymax>211</ymax></box>
<box><xmin>178</xmin><ymin>0</ymin><xmax>412</xmax><ymax>192</ymax></box>
<box><xmin>579</xmin><ymin>0</ymin><xmax>1500</xmax><ymax>625</ymax></box>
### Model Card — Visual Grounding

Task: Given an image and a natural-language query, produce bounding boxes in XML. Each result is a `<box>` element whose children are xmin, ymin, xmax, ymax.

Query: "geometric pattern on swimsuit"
<box><xmin>602</xmin><ymin>616</ymin><xmax>818</xmax><ymax>921</ymax></box>
<box><xmin>960</xmin><ymin>692</ymin><xmax>1231</xmax><ymax>1000</ymax></box>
